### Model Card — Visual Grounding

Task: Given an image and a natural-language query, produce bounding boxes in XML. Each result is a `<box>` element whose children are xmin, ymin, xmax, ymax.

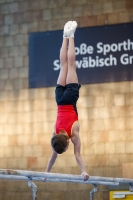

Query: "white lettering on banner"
<box><xmin>80</xmin><ymin>43</ymin><xmax>87</xmax><ymax>55</ymax></box>
<box><xmin>75</xmin><ymin>43</ymin><xmax>94</xmax><ymax>55</ymax></box>
<box><xmin>53</xmin><ymin>60</ymin><xmax>60</xmax><ymax>70</ymax></box>
<box><xmin>76</xmin><ymin>60</ymin><xmax>83</xmax><ymax>68</ymax></box>
<box><xmin>53</xmin><ymin>39</ymin><xmax>133</xmax><ymax>70</ymax></box>
<box><xmin>53</xmin><ymin>54</ymin><xmax>133</xmax><ymax>70</ymax></box>
<box><xmin>120</xmin><ymin>54</ymin><xmax>133</xmax><ymax>65</ymax></box>
<box><xmin>75</xmin><ymin>47</ymin><xmax>80</xmax><ymax>55</ymax></box>
<box><xmin>97</xmin><ymin>39</ymin><xmax>133</xmax><ymax>55</ymax></box>
<box><xmin>76</xmin><ymin>55</ymin><xmax>117</xmax><ymax>68</ymax></box>
<box><xmin>82</xmin><ymin>57</ymin><xmax>88</xmax><ymax>68</ymax></box>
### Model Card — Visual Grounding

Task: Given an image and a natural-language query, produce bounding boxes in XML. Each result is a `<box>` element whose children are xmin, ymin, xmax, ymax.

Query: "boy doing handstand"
<box><xmin>46</xmin><ymin>21</ymin><xmax>89</xmax><ymax>181</ymax></box>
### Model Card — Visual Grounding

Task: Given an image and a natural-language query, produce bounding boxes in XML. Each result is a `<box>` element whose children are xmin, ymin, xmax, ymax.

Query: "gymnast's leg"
<box><xmin>57</xmin><ymin>21</ymin><xmax>77</xmax><ymax>86</ymax></box>
<box><xmin>66</xmin><ymin>36</ymin><xmax>78</xmax><ymax>84</ymax></box>
<box><xmin>57</xmin><ymin>38</ymin><xmax>68</xmax><ymax>86</ymax></box>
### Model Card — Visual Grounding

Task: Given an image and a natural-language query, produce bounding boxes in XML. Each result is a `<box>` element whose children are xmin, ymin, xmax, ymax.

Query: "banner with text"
<box><xmin>29</xmin><ymin>22</ymin><xmax>133</xmax><ymax>88</ymax></box>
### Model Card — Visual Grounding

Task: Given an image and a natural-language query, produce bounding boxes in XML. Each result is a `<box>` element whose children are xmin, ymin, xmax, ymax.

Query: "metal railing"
<box><xmin>0</xmin><ymin>169</ymin><xmax>133</xmax><ymax>200</ymax></box>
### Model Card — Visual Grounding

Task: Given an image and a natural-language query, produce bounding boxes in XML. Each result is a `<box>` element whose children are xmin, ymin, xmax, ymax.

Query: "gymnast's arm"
<box><xmin>71</xmin><ymin>132</ymin><xmax>89</xmax><ymax>181</ymax></box>
<box><xmin>45</xmin><ymin>149</ymin><xmax>58</xmax><ymax>172</ymax></box>
<box><xmin>45</xmin><ymin>131</ymin><xmax>58</xmax><ymax>172</ymax></box>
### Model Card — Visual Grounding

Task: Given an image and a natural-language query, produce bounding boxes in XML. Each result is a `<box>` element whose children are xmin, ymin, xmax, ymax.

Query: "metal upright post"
<box><xmin>129</xmin><ymin>183</ymin><xmax>133</xmax><ymax>192</ymax></box>
<box><xmin>28</xmin><ymin>178</ymin><xmax>37</xmax><ymax>200</ymax></box>
<box><xmin>90</xmin><ymin>184</ymin><xmax>97</xmax><ymax>200</ymax></box>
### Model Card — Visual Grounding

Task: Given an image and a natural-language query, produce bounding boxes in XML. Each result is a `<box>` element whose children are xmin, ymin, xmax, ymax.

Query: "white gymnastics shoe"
<box><xmin>63</xmin><ymin>21</ymin><xmax>77</xmax><ymax>38</ymax></box>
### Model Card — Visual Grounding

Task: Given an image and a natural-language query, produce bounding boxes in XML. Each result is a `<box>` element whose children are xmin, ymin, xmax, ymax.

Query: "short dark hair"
<box><xmin>51</xmin><ymin>134</ymin><xmax>67</xmax><ymax>154</ymax></box>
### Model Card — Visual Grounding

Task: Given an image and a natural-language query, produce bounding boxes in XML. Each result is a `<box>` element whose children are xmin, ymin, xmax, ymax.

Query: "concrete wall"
<box><xmin>0</xmin><ymin>0</ymin><xmax>133</xmax><ymax>199</ymax></box>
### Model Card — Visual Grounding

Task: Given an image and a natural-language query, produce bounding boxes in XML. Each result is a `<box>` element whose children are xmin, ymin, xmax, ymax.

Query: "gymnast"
<box><xmin>45</xmin><ymin>21</ymin><xmax>89</xmax><ymax>181</ymax></box>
